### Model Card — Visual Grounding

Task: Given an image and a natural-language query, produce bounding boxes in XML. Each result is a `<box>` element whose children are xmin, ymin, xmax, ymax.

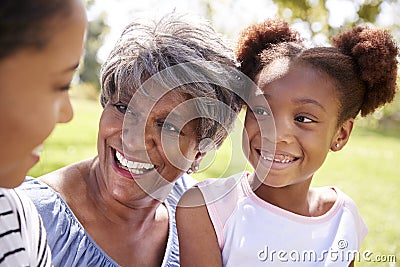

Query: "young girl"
<box><xmin>176</xmin><ymin>19</ymin><xmax>398</xmax><ymax>266</ymax></box>
<box><xmin>0</xmin><ymin>0</ymin><xmax>86</xmax><ymax>265</ymax></box>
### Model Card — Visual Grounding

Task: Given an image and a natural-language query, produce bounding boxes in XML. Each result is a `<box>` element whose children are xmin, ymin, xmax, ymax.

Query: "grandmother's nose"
<box><xmin>122</xmin><ymin>113</ymin><xmax>150</xmax><ymax>152</ymax></box>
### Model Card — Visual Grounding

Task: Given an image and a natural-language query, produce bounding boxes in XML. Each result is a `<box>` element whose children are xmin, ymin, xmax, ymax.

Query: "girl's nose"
<box><xmin>273</xmin><ymin>117</ymin><xmax>294</xmax><ymax>144</ymax></box>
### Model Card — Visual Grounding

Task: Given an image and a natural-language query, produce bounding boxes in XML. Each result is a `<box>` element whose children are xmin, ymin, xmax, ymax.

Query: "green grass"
<box><xmin>29</xmin><ymin>98</ymin><xmax>399</xmax><ymax>266</ymax></box>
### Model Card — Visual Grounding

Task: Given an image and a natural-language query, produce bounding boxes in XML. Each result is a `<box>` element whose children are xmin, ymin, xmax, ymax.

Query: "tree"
<box><xmin>78</xmin><ymin>0</ymin><xmax>109</xmax><ymax>90</ymax></box>
<box><xmin>274</xmin><ymin>0</ymin><xmax>382</xmax><ymax>39</ymax></box>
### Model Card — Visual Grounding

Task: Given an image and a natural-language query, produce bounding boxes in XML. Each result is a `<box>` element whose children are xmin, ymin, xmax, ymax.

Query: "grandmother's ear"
<box><xmin>186</xmin><ymin>152</ymin><xmax>204</xmax><ymax>174</ymax></box>
<box><xmin>195</xmin><ymin>150</ymin><xmax>205</xmax><ymax>160</ymax></box>
<box><xmin>193</xmin><ymin>151</ymin><xmax>205</xmax><ymax>167</ymax></box>
<box><xmin>187</xmin><ymin>138</ymin><xmax>216</xmax><ymax>174</ymax></box>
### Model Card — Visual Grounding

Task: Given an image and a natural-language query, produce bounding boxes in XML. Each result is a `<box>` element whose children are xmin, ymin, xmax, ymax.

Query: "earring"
<box><xmin>186</xmin><ymin>165</ymin><xmax>199</xmax><ymax>174</ymax></box>
<box><xmin>335</xmin><ymin>143</ymin><xmax>340</xmax><ymax>148</ymax></box>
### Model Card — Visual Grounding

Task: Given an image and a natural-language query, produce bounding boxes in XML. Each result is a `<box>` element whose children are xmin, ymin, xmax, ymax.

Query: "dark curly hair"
<box><xmin>237</xmin><ymin>18</ymin><xmax>398</xmax><ymax>125</ymax></box>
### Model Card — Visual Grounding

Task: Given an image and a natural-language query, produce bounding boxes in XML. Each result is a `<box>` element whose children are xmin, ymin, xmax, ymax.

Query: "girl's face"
<box><xmin>243</xmin><ymin>63</ymin><xmax>352</xmax><ymax>187</ymax></box>
<box><xmin>0</xmin><ymin>0</ymin><xmax>87</xmax><ymax>187</ymax></box>
<box><xmin>96</xmin><ymin>89</ymin><xmax>202</xmax><ymax>205</ymax></box>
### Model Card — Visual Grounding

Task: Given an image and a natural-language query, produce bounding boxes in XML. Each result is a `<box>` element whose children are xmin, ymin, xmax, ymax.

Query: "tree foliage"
<box><xmin>274</xmin><ymin>0</ymin><xmax>382</xmax><ymax>38</ymax></box>
<box><xmin>78</xmin><ymin>0</ymin><xmax>109</xmax><ymax>90</ymax></box>
<box><xmin>78</xmin><ymin>0</ymin><xmax>398</xmax><ymax>123</ymax></box>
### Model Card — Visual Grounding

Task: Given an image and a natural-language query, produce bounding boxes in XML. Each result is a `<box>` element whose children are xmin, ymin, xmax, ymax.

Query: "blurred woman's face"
<box><xmin>0</xmin><ymin>0</ymin><xmax>87</xmax><ymax>187</ymax></box>
<box><xmin>97</xmin><ymin>89</ymin><xmax>201</xmax><ymax>204</ymax></box>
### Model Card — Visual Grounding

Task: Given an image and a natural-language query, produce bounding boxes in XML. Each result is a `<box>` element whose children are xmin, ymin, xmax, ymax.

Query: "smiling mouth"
<box><xmin>114</xmin><ymin>150</ymin><xmax>155</xmax><ymax>175</ymax></box>
<box><xmin>259</xmin><ymin>150</ymin><xmax>299</xmax><ymax>164</ymax></box>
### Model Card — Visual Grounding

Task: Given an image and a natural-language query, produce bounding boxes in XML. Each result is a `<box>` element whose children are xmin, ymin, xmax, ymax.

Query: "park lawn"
<box><xmin>29</xmin><ymin>98</ymin><xmax>399</xmax><ymax>265</ymax></box>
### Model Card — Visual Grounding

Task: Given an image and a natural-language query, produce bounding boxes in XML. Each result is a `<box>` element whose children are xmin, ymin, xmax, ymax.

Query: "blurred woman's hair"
<box><xmin>0</xmin><ymin>0</ymin><xmax>74</xmax><ymax>59</ymax></box>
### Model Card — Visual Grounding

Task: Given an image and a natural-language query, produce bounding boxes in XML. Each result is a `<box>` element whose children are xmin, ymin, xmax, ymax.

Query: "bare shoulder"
<box><xmin>176</xmin><ymin>186</ymin><xmax>222</xmax><ymax>267</ymax></box>
<box><xmin>39</xmin><ymin>158</ymin><xmax>94</xmax><ymax>194</ymax></box>
<box><xmin>176</xmin><ymin>187</ymin><xmax>210</xmax><ymax>233</ymax></box>
<box><xmin>178</xmin><ymin>186</ymin><xmax>206</xmax><ymax>207</ymax></box>
<box><xmin>320</xmin><ymin>186</ymin><xmax>338</xmax><ymax>205</ymax></box>
<box><xmin>309</xmin><ymin>187</ymin><xmax>338</xmax><ymax>216</ymax></box>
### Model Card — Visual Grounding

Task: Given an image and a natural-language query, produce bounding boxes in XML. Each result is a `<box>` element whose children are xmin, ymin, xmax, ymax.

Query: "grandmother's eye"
<box><xmin>158</xmin><ymin>121</ymin><xmax>180</xmax><ymax>134</ymax></box>
<box><xmin>253</xmin><ymin>107</ymin><xmax>271</xmax><ymax>116</ymax></box>
<box><xmin>114</xmin><ymin>102</ymin><xmax>128</xmax><ymax>114</ymax></box>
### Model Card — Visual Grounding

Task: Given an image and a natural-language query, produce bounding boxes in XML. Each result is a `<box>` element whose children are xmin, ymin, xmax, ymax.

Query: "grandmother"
<box><xmin>20</xmin><ymin>12</ymin><xmax>244</xmax><ymax>267</ymax></box>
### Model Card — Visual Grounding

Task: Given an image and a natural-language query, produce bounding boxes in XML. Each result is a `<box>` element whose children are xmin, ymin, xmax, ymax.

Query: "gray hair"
<box><xmin>100</xmin><ymin>12</ymin><xmax>244</xmax><ymax>149</ymax></box>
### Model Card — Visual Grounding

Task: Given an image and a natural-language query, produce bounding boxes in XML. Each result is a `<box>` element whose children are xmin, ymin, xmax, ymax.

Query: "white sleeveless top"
<box><xmin>197</xmin><ymin>172</ymin><xmax>368</xmax><ymax>267</ymax></box>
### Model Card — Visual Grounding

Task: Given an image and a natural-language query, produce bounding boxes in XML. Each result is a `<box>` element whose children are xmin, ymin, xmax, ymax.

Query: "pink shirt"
<box><xmin>198</xmin><ymin>172</ymin><xmax>368</xmax><ymax>266</ymax></box>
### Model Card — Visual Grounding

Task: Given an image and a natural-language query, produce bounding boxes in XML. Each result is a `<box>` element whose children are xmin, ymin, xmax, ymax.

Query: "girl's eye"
<box><xmin>253</xmin><ymin>107</ymin><xmax>271</xmax><ymax>116</ymax></box>
<box><xmin>114</xmin><ymin>102</ymin><xmax>128</xmax><ymax>114</ymax></box>
<box><xmin>295</xmin><ymin>116</ymin><xmax>314</xmax><ymax>123</ymax></box>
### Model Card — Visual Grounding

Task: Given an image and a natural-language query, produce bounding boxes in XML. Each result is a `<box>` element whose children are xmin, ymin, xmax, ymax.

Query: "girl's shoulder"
<box><xmin>309</xmin><ymin>186</ymin><xmax>339</xmax><ymax>217</ymax></box>
<box><xmin>312</xmin><ymin>186</ymin><xmax>368</xmax><ymax>236</ymax></box>
<box><xmin>194</xmin><ymin>172</ymin><xmax>249</xmax><ymax>206</ymax></box>
<box><xmin>312</xmin><ymin>186</ymin><xmax>361</xmax><ymax>213</ymax></box>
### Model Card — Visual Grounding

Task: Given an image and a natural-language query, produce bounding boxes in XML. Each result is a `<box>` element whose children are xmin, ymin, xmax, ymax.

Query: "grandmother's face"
<box><xmin>97</xmin><ymin>88</ymin><xmax>201</xmax><ymax>203</ymax></box>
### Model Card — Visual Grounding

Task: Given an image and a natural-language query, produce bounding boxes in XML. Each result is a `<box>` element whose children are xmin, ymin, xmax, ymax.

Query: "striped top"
<box><xmin>0</xmin><ymin>188</ymin><xmax>52</xmax><ymax>267</ymax></box>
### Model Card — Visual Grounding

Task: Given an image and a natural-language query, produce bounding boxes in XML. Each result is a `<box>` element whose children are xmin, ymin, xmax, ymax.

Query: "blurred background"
<box><xmin>29</xmin><ymin>0</ymin><xmax>399</xmax><ymax>265</ymax></box>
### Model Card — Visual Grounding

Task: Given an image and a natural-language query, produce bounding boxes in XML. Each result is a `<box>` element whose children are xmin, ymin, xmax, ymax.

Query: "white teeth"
<box><xmin>115</xmin><ymin>151</ymin><xmax>154</xmax><ymax>172</ymax></box>
<box><xmin>261</xmin><ymin>153</ymin><xmax>294</xmax><ymax>163</ymax></box>
<box><xmin>32</xmin><ymin>144</ymin><xmax>44</xmax><ymax>156</ymax></box>
<box><xmin>265</xmin><ymin>156</ymin><xmax>274</xmax><ymax>161</ymax></box>
<box><xmin>130</xmin><ymin>169</ymin><xmax>144</xmax><ymax>175</ymax></box>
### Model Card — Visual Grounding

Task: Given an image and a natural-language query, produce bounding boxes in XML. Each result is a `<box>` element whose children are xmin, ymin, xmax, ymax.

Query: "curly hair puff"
<box><xmin>333</xmin><ymin>26</ymin><xmax>398</xmax><ymax>117</ymax></box>
<box><xmin>236</xmin><ymin>18</ymin><xmax>302</xmax><ymax>81</ymax></box>
<box><xmin>236</xmin><ymin>18</ymin><xmax>398</xmax><ymax>124</ymax></box>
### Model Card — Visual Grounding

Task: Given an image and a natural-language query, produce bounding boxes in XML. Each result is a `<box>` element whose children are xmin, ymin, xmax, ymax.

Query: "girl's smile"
<box><xmin>259</xmin><ymin>149</ymin><xmax>300</xmax><ymax>169</ymax></box>
<box><xmin>244</xmin><ymin>63</ymin><xmax>344</xmax><ymax>188</ymax></box>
